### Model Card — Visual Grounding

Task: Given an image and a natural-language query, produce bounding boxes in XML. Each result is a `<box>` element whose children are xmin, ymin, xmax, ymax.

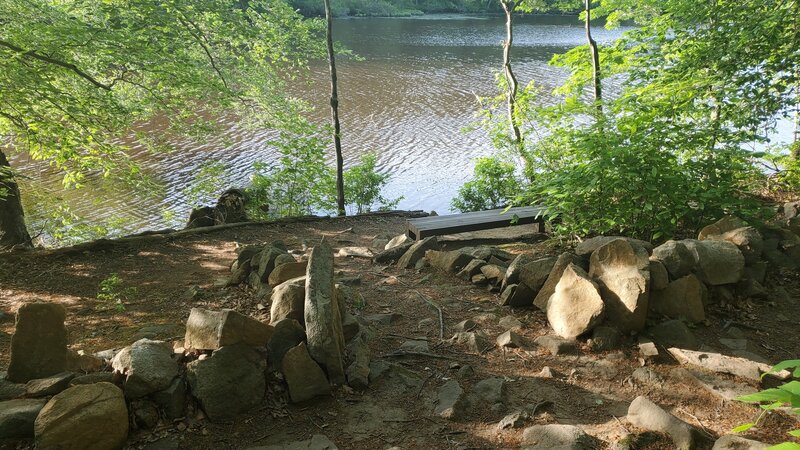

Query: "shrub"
<box><xmin>344</xmin><ymin>152</ymin><xmax>402</xmax><ymax>214</ymax></box>
<box><xmin>734</xmin><ymin>360</ymin><xmax>800</xmax><ymax>447</ymax></box>
<box><xmin>451</xmin><ymin>156</ymin><xmax>521</xmax><ymax>213</ymax></box>
<box><xmin>96</xmin><ymin>273</ymin><xmax>136</xmax><ymax>312</ymax></box>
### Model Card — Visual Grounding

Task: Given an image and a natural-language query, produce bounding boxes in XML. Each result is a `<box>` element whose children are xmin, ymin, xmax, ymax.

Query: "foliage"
<box><xmin>0</xmin><ymin>0</ymin><xmax>324</xmax><ymax>231</ymax></box>
<box><xmin>289</xmin><ymin>0</ymin><xmax>572</xmax><ymax>17</ymax></box>
<box><xmin>471</xmin><ymin>0</ymin><xmax>799</xmax><ymax>240</ymax></box>
<box><xmin>96</xmin><ymin>273</ymin><xmax>137</xmax><ymax>312</ymax></box>
<box><xmin>451</xmin><ymin>157</ymin><xmax>522</xmax><ymax>213</ymax></box>
<box><xmin>183</xmin><ymin>161</ymin><xmax>229</xmax><ymax>208</ymax></box>
<box><xmin>343</xmin><ymin>153</ymin><xmax>402</xmax><ymax>214</ymax></box>
<box><xmin>246</xmin><ymin>132</ymin><xmax>337</xmax><ymax>219</ymax></box>
<box><xmin>734</xmin><ymin>360</ymin><xmax>800</xmax><ymax>448</ymax></box>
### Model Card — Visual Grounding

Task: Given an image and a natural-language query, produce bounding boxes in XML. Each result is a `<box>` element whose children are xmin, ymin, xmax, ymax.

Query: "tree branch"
<box><xmin>0</xmin><ymin>39</ymin><xmax>113</xmax><ymax>91</ymax></box>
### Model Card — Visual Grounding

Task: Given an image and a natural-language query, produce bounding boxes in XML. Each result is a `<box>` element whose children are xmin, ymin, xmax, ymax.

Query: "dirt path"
<box><xmin>1</xmin><ymin>213</ymin><xmax>798</xmax><ymax>449</ymax></box>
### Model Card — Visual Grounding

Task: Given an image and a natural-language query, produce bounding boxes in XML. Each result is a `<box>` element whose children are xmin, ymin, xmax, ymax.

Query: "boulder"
<box><xmin>268</xmin><ymin>261</ymin><xmax>307</xmax><ymax>287</ymax></box>
<box><xmin>499</xmin><ymin>283</ymin><xmax>535</xmax><ymax>307</ymax></box>
<box><xmin>34</xmin><ymin>382</ymin><xmax>128</xmax><ymax>450</ymax></box>
<box><xmin>0</xmin><ymin>377</ymin><xmax>25</xmax><ymax>400</ymax></box>
<box><xmin>647</xmin><ymin>320</ymin><xmax>698</xmax><ymax>350</ymax></box>
<box><xmin>373</xmin><ymin>242</ymin><xmax>413</xmax><ymax>265</ymax></box>
<box><xmin>184</xmin><ymin>308</ymin><xmax>274</xmax><ymax>351</ymax></box>
<box><xmin>702</xmin><ymin>227</ymin><xmax>763</xmax><ymax>265</ymax></box>
<box><xmin>270</xmin><ymin>277</ymin><xmax>306</xmax><ymax>326</ymax></box>
<box><xmin>576</xmin><ymin>236</ymin><xmax>653</xmax><ymax>256</ymax></box>
<box><xmin>712</xmin><ymin>435</ymin><xmax>768</xmax><ymax>450</ymax></box>
<box><xmin>228</xmin><ymin>259</ymin><xmax>252</xmax><ymax>286</ymax></box>
<box><xmin>7</xmin><ymin>302</ymin><xmax>68</xmax><ymax>383</ymax></box>
<box><xmin>25</xmin><ymin>372</ymin><xmax>75</xmax><ymax>398</ymax></box>
<box><xmin>627</xmin><ymin>396</ymin><xmax>703</xmax><ymax>449</ymax></box>
<box><xmin>479</xmin><ymin>264</ymin><xmax>506</xmax><ymax>285</ymax></box>
<box><xmin>304</xmin><ymin>241</ymin><xmax>346</xmax><ymax>385</ymax></box>
<box><xmin>683</xmin><ymin>239</ymin><xmax>744</xmax><ymax>286</ymax></box>
<box><xmin>266</xmin><ymin>319</ymin><xmax>306</xmax><ymax>372</ymax></box>
<box><xmin>589</xmin><ymin>239</ymin><xmax>651</xmax><ymax>332</ymax></box>
<box><xmin>521</xmin><ymin>424</ymin><xmax>593</xmax><ymax>450</ymax></box>
<box><xmin>281</xmin><ymin>342</ymin><xmax>330</xmax><ymax>403</ymax></box>
<box><xmin>502</xmin><ymin>254</ymin><xmax>536</xmax><ymax>289</ymax></box>
<box><xmin>65</xmin><ymin>349</ymin><xmax>104</xmax><ymax>373</ymax></box>
<box><xmin>651</xmin><ymin>240</ymin><xmax>696</xmax><ymax>280</ymax></box>
<box><xmin>111</xmin><ymin>339</ymin><xmax>178</xmax><ymax>398</ymax></box>
<box><xmin>697</xmin><ymin>215</ymin><xmax>749</xmax><ymax>240</ymax></box>
<box><xmin>649</xmin><ymin>274</ymin><xmax>707</xmax><ymax>323</ymax></box>
<box><xmin>257</xmin><ymin>246</ymin><xmax>290</xmax><ymax>282</ymax></box>
<box><xmin>649</xmin><ymin>260</ymin><xmax>669</xmax><ymax>291</ymax></box>
<box><xmin>434</xmin><ymin>380</ymin><xmax>466</xmax><ymax>419</ymax></box>
<box><xmin>425</xmin><ymin>250</ymin><xmax>474</xmax><ymax>273</ymax></box>
<box><xmin>533</xmin><ymin>253</ymin><xmax>587</xmax><ymax>311</ymax></box>
<box><xmin>546</xmin><ymin>264</ymin><xmax>605</xmax><ymax>339</ymax></box>
<box><xmin>517</xmin><ymin>256</ymin><xmax>559</xmax><ymax>294</ymax></box>
<box><xmin>187</xmin><ymin>344</ymin><xmax>267</xmax><ymax>421</ymax></box>
<box><xmin>472</xmin><ymin>377</ymin><xmax>505</xmax><ymax>404</ymax></box>
<box><xmin>396</xmin><ymin>236</ymin><xmax>438</xmax><ymax>269</ymax></box>
<box><xmin>456</xmin><ymin>259</ymin><xmax>487</xmax><ymax>280</ymax></box>
<box><xmin>0</xmin><ymin>398</ymin><xmax>47</xmax><ymax>439</ymax></box>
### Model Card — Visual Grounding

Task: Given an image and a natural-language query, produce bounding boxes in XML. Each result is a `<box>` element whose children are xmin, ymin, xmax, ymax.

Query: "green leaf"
<box><xmin>731</xmin><ymin>423</ymin><xmax>755</xmax><ymax>433</ymax></box>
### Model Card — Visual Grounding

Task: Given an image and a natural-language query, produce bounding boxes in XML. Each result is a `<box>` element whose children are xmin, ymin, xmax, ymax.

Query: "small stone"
<box><xmin>498</xmin><ymin>315</ymin><xmax>523</xmax><ymax>330</ymax></box>
<box><xmin>434</xmin><ymin>380</ymin><xmax>465</xmax><ymax>420</ymax></box>
<box><xmin>363</xmin><ymin>313</ymin><xmax>402</xmax><ymax>325</ymax></box>
<box><xmin>266</xmin><ymin>318</ymin><xmax>306</xmax><ymax>372</ymax></box>
<box><xmin>497</xmin><ymin>411</ymin><xmax>528</xmax><ymax>430</ymax></box>
<box><xmin>25</xmin><ymin>372</ymin><xmax>75</xmax><ymax>398</ymax></box>
<box><xmin>345</xmin><ymin>335</ymin><xmax>371</xmax><ymax>390</ymax></box>
<box><xmin>638</xmin><ymin>337</ymin><xmax>659</xmax><ymax>360</ymax></box>
<box><xmin>576</xmin><ymin>236</ymin><xmax>653</xmax><ymax>256</ymax></box>
<box><xmin>337</xmin><ymin>247</ymin><xmax>374</xmax><ymax>258</ymax></box>
<box><xmin>497</xmin><ymin>330</ymin><xmax>523</xmax><ymax>348</ymax></box>
<box><xmin>131</xmin><ymin>399</ymin><xmax>160</xmax><ymax>429</ymax></box>
<box><xmin>471</xmin><ymin>274</ymin><xmax>488</xmax><ymax>285</ymax></box>
<box><xmin>630</xmin><ymin>367</ymin><xmax>663</xmax><ymax>385</ymax></box>
<box><xmin>453</xmin><ymin>319</ymin><xmax>477</xmax><ymax>332</ymax></box>
<box><xmin>534</xmin><ymin>335</ymin><xmax>577</xmax><ymax>355</ymax></box>
<box><xmin>651</xmin><ymin>240</ymin><xmax>696</xmax><ymax>279</ymax></box>
<box><xmin>457</xmin><ymin>365</ymin><xmax>475</xmax><ymax>379</ymax></box>
<box><xmin>417</xmin><ymin>318</ymin><xmax>435</xmax><ymax>329</ymax></box>
<box><xmin>65</xmin><ymin>349</ymin><xmax>104</xmax><ymax>373</ymax></box>
<box><xmin>627</xmin><ymin>396</ymin><xmax>704</xmax><ymax>449</ymax></box>
<box><xmin>590</xmin><ymin>326</ymin><xmax>622</xmax><ymax>352</ymax></box>
<box><xmin>683</xmin><ymin>239</ymin><xmax>745</xmax><ymax>286</ymax></box>
<box><xmin>718</xmin><ymin>338</ymin><xmax>748</xmax><ymax>351</ymax></box>
<box><xmin>385</xmin><ymin>234</ymin><xmax>412</xmax><ymax>250</ymax></box>
<box><xmin>400</xmin><ymin>339</ymin><xmax>429</xmax><ymax>353</ymax></box>
<box><xmin>521</xmin><ymin>424</ymin><xmax>593</xmax><ymax>449</ymax></box>
<box><xmin>667</xmin><ymin>348</ymin><xmax>788</xmax><ymax>382</ymax></box>
<box><xmin>373</xmin><ymin>242</ymin><xmax>413</xmax><ymax>265</ymax></box>
<box><xmin>537</xmin><ymin>366</ymin><xmax>564</xmax><ymax>379</ymax></box>
<box><xmin>499</xmin><ymin>283</ymin><xmax>536</xmax><ymax>307</ymax></box>
<box><xmin>451</xmin><ymin>331</ymin><xmax>492</xmax><ymax>353</ymax></box>
<box><xmin>649</xmin><ymin>260</ymin><xmax>669</xmax><ymax>290</ymax></box>
<box><xmin>479</xmin><ymin>264</ymin><xmax>506</xmax><ymax>284</ymax></box>
<box><xmin>0</xmin><ymin>376</ymin><xmax>25</xmax><ymax>401</ymax></box>
<box><xmin>270</xmin><ymin>277</ymin><xmax>306</xmax><ymax>326</ymax></box>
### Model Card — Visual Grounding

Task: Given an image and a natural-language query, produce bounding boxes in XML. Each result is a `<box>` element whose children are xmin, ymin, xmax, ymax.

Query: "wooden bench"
<box><xmin>406</xmin><ymin>206</ymin><xmax>546</xmax><ymax>241</ymax></box>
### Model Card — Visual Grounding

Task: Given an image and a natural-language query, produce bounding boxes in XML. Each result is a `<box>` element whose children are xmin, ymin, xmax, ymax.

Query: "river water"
<box><xmin>19</xmin><ymin>15</ymin><xmax>630</xmax><ymax>233</ymax></box>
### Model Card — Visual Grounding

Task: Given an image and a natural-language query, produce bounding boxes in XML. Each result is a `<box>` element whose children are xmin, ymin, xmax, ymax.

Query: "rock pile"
<box><xmin>0</xmin><ymin>241</ymin><xmax>373</xmax><ymax>448</ymax></box>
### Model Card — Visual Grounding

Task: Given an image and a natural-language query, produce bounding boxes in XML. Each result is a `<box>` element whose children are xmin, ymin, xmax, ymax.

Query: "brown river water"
<box><xmin>17</xmin><ymin>15</ymin><xmax>634</xmax><ymax>234</ymax></box>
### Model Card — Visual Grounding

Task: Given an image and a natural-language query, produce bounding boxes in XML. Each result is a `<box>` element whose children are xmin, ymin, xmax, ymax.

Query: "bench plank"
<box><xmin>407</xmin><ymin>206</ymin><xmax>545</xmax><ymax>240</ymax></box>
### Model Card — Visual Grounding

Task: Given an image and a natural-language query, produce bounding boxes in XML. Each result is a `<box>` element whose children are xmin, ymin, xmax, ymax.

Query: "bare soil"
<box><xmin>1</xmin><ymin>213</ymin><xmax>798</xmax><ymax>449</ymax></box>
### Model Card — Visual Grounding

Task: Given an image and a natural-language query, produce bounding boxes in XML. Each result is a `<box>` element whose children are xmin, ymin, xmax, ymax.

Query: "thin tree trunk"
<box><xmin>0</xmin><ymin>150</ymin><xmax>32</xmax><ymax>250</ymax></box>
<box><xmin>323</xmin><ymin>0</ymin><xmax>346</xmax><ymax>216</ymax></box>
<box><xmin>500</xmin><ymin>0</ymin><xmax>531</xmax><ymax>176</ymax></box>
<box><xmin>585</xmin><ymin>0</ymin><xmax>602</xmax><ymax>112</ymax></box>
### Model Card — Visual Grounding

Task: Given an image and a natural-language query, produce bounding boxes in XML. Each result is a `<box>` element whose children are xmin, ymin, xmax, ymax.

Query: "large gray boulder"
<box><xmin>281</xmin><ymin>342</ymin><xmax>330</xmax><ymax>403</ymax></box>
<box><xmin>518</xmin><ymin>256</ymin><xmax>559</xmax><ymax>294</ymax></box>
<box><xmin>111</xmin><ymin>339</ymin><xmax>178</xmax><ymax>398</ymax></box>
<box><xmin>184</xmin><ymin>308</ymin><xmax>274</xmax><ymax>351</ymax></box>
<box><xmin>702</xmin><ymin>227</ymin><xmax>763</xmax><ymax>265</ymax></box>
<box><xmin>546</xmin><ymin>264</ymin><xmax>605</xmax><ymax>339</ymax></box>
<box><xmin>396</xmin><ymin>236</ymin><xmax>438</xmax><ymax>269</ymax></box>
<box><xmin>533</xmin><ymin>253</ymin><xmax>587</xmax><ymax>311</ymax></box>
<box><xmin>34</xmin><ymin>382</ymin><xmax>129</xmax><ymax>450</ymax></box>
<box><xmin>502</xmin><ymin>254</ymin><xmax>535</xmax><ymax>290</ymax></box>
<box><xmin>187</xmin><ymin>344</ymin><xmax>267</xmax><ymax>421</ymax></box>
<box><xmin>257</xmin><ymin>246</ymin><xmax>291</xmax><ymax>282</ymax></box>
<box><xmin>0</xmin><ymin>398</ymin><xmax>47</xmax><ymax>439</ymax></box>
<box><xmin>627</xmin><ymin>396</ymin><xmax>704</xmax><ymax>449</ymax></box>
<box><xmin>268</xmin><ymin>261</ymin><xmax>307</xmax><ymax>287</ymax></box>
<box><xmin>425</xmin><ymin>250</ymin><xmax>474</xmax><ymax>274</ymax></box>
<box><xmin>7</xmin><ymin>302</ymin><xmax>68</xmax><ymax>383</ymax></box>
<box><xmin>649</xmin><ymin>274</ymin><xmax>707</xmax><ymax>323</ymax></box>
<box><xmin>589</xmin><ymin>239</ymin><xmax>651</xmax><ymax>332</ymax></box>
<box><xmin>683</xmin><ymin>239</ymin><xmax>744</xmax><ymax>286</ymax></box>
<box><xmin>651</xmin><ymin>240</ymin><xmax>696</xmax><ymax>280</ymax></box>
<box><xmin>304</xmin><ymin>241</ymin><xmax>346</xmax><ymax>385</ymax></box>
<box><xmin>270</xmin><ymin>277</ymin><xmax>306</xmax><ymax>326</ymax></box>
<box><xmin>520</xmin><ymin>424</ymin><xmax>593</xmax><ymax>450</ymax></box>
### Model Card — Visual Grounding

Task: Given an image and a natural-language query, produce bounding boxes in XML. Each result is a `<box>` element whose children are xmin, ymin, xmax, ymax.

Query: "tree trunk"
<box><xmin>585</xmin><ymin>0</ymin><xmax>602</xmax><ymax>112</ymax></box>
<box><xmin>0</xmin><ymin>150</ymin><xmax>32</xmax><ymax>250</ymax></box>
<box><xmin>323</xmin><ymin>0</ymin><xmax>346</xmax><ymax>216</ymax></box>
<box><xmin>500</xmin><ymin>0</ymin><xmax>531</xmax><ymax>176</ymax></box>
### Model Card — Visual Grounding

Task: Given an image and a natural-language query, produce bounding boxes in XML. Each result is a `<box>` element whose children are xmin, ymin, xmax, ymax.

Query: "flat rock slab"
<box><xmin>667</xmin><ymin>348</ymin><xmax>789</xmax><ymax>382</ymax></box>
<box><xmin>184</xmin><ymin>308</ymin><xmax>274</xmax><ymax>351</ymax></box>
<box><xmin>712</xmin><ymin>435</ymin><xmax>769</xmax><ymax>450</ymax></box>
<box><xmin>8</xmin><ymin>302</ymin><xmax>68</xmax><ymax>383</ymax></box>
<box><xmin>396</xmin><ymin>236</ymin><xmax>438</xmax><ymax>269</ymax></box>
<box><xmin>434</xmin><ymin>380</ymin><xmax>466</xmax><ymax>419</ymax></box>
<box><xmin>25</xmin><ymin>372</ymin><xmax>75</xmax><ymax>398</ymax></box>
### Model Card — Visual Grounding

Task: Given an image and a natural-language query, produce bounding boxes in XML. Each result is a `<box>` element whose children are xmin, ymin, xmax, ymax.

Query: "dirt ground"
<box><xmin>0</xmin><ymin>212</ymin><xmax>798</xmax><ymax>449</ymax></box>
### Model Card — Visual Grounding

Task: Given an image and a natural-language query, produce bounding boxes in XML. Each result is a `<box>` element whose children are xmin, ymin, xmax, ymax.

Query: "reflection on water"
<box><xmin>15</xmin><ymin>14</ymin><xmax>629</xmax><ymax>233</ymax></box>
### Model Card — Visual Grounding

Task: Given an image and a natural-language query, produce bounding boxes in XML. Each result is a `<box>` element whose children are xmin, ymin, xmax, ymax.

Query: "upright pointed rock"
<box><xmin>589</xmin><ymin>238</ymin><xmax>650</xmax><ymax>332</ymax></box>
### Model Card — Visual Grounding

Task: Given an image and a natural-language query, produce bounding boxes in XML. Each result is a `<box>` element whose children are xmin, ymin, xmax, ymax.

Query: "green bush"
<box><xmin>96</xmin><ymin>273</ymin><xmax>136</xmax><ymax>312</ymax></box>
<box><xmin>246</xmin><ymin>132</ymin><xmax>336</xmax><ymax>219</ymax></box>
<box><xmin>344</xmin><ymin>152</ymin><xmax>403</xmax><ymax>214</ymax></box>
<box><xmin>734</xmin><ymin>360</ymin><xmax>800</xmax><ymax>448</ymax></box>
<box><xmin>451</xmin><ymin>156</ymin><xmax>521</xmax><ymax>213</ymax></box>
